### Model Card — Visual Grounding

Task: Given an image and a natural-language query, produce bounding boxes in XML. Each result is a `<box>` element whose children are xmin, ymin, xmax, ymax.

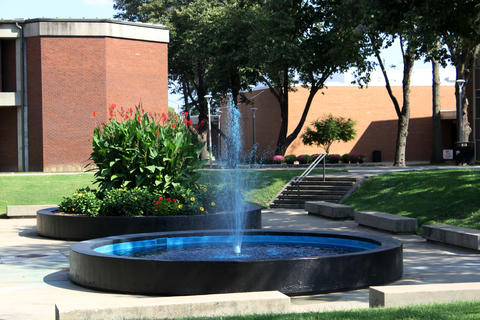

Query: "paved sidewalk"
<box><xmin>1</xmin><ymin>209</ymin><xmax>480</xmax><ymax>319</ymax></box>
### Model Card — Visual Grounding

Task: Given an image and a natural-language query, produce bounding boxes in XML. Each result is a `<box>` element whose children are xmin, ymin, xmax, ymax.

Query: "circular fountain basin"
<box><xmin>37</xmin><ymin>204</ymin><xmax>261</xmax><ymax>240</ymax></box>
<box><xmin>69</xmin><ymin>230</ymin><xmax>403</xmax><ymax>295</ymax></box>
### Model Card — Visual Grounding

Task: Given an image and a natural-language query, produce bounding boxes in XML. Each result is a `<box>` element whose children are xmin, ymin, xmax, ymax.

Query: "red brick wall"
<box><xmin>28</xmin><ymin>37</ymin><xmax>168</xmax><ymax>172</ymax></box>
<box><xmin>39</xmin><ymin>37</ymin><xmax>107</xmax><ymax>171</ymax></box>
<box><xmin>105</xmin><ymin>38</ymin><xmax>168</xmax><ymax>114</ymax></box>
<box><xmin>239</xmin><ymin>85</ymin><xmax>456</xmax><ymax>162</ymax></box>
<box><xmin>0</xmin><ymin>107</ymin><xmax>18</xmax><ymax>171</ymax></box>
<box><xmin>26</xmin><ymin>37</ymin><xmax>44</xmax><ymax>171</ymax></box>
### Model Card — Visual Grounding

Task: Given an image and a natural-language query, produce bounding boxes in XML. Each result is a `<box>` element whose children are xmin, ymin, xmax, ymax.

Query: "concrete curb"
<box><xmin>55</xmin><ymin>291</ymin><xmax>290</xmax><ymax>320</ymax></box>
<box><xmin>6</xmin><ymin>204</ymin><xmax>57</xmax><ymax>218</ymax></box>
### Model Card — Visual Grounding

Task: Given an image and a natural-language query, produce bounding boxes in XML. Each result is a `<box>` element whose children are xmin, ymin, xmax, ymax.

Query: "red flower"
<box><xmin>109</xmin><ymin>109</ymin><xmax>114</xmax><ymax>116</ymax></box>
<box><xmin>137</xmin><ymin>115</ymin><xmax>141</xmax><ymax>123</ymax></box>
<box><xmin>101</xmin><ymin>121</ymin><xmax>105</xmax><ymax>126</ymax></box>
<box><xmin>141</xmin><ymin>108</ymin><xmax>145</xmax><ymax>114</ymax></box>
<box><xmin>92</xmin><ymin>111</ymin><xmax>97</xmax><ymax>117</ymax></box>
<box><xmin>171</xmin><ymin>123</ymin><xmax>176</xmax><ymax>128</ymax></box>
<box><xmin>159</xmin><ymin>196</ymin><xmax>163</xmax><ymax>200</ymax></box>
<box><xmin>172</xmin><ymin>199</ymin><xmax>177</xmax><ymax>202</ymax></box>
<box><xmin>154</xmin><ymin>206</ymin><xmax>158</xmax><ymax>210</ymax></box>
<box><xmin>111</xmin><ymin>104</ymin><xmax>116</xmax><ymax>109</ymax></box>
<box><xmin>155</xmin><ymin>201</ymin><xmax>160</xmax><ymax>205</ymax></box>
<box><xmin>123</xmin><ymin>113</ymin><xmax>129</xmax><ymax>119</ymax></box>
<box><xmin>184</xmin><ymin>112</ymin><xmax>189</xmax><ymax>117</ymax></box>
<box><xmin>162</xmin><ymin>112</ymin><xmax>167</xmax><ymax>122</ymax></box>
<box><xmin>167</xmin><ymin>198</ymin><xmax>171</xmax><ymax>202</ymax></box>
<box><xmin>201</xmin><ymin>120</ymin><xmax>205</xmax><ymax>125</ymax></box>
<box><xmin>129</xmin><ymin>107</ymin><xmax>133</xmax><ymax>114</ymax></box>
<box><xmin>195</xmin><ymin>124</ymin><xmax>199</xmax><ymax>130</ymax></box>
<box><xmin>121</xmin><ymin>106</ymin><xmax>124</xmax><ymax>112</ymax></box>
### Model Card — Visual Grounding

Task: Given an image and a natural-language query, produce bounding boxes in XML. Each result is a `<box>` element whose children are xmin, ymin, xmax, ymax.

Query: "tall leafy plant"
<box><xmin>90</xmin><ymin>105</ymin><xmax>205</xmax><ymax>194</ymax></box>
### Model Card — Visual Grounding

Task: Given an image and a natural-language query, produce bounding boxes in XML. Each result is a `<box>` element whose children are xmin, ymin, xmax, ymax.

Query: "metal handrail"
<box><xmin>290</xmin><ymin>153</ymin><xmax>327</xmax><ymax>206</ymax></box>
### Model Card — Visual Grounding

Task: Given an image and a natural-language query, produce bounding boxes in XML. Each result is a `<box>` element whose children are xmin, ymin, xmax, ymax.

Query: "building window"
<box><xmin>0</xmin><ymin>39</ymin><xmax>17</xmax><ymax>92</ymax></box>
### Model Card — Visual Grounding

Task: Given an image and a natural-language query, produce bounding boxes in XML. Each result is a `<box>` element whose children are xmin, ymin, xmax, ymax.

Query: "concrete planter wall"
<box><xmin>36</xmin><ymin>205</ymin><xmax>261</xmax><ymax>241</ymax></box>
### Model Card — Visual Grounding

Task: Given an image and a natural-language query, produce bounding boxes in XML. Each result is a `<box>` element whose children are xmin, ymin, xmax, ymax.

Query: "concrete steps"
<box><xmin>270</xmin><ymin>176</ymin><xmax>357</xmax><ymax>209</ymax></box>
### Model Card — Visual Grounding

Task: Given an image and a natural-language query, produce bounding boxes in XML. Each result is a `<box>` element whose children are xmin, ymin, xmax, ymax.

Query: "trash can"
<box><xmin>372</xmin><ymin>150</ymin><xmax>382</xmax><ymax>162</ymax></box>
<box><xmin>454</xmin><ymin>142</ymin><xmax>474</xmax><ymax>165</ymax></box>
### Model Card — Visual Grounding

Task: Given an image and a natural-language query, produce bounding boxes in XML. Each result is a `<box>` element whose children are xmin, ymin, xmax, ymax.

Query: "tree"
<box><xmin>301</xmin><ymin>114</ymin><xmax>356</xmax><ymax>153</ymax></box>
<box><xmin>424</xmin><ymin>0</ymin><xmax>480</xmax><ymax>145</ymax></box>
<box><xmin>249</xmin><ymin>0</ymin><xmax>371</xmax><ymax>155</ymax></box>
<box><xmin>359</xmin><ymin>0</ymin><xmax>424</xmax><ymax>167</ymax></box>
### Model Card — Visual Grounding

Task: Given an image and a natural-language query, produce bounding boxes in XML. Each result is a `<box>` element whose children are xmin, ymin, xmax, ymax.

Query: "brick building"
<box><xmin>233</xmin><ymin>68</ymin><xmax>466</xmax><ymax>163</ymax></box>
<box><xmin>0</xmin><ymin>19</ymin><xmax>169</xmax><ymax>172</ymax></box>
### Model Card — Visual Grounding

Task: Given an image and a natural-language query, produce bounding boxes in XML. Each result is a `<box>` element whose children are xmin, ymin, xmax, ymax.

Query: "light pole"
<box><xmin>247</xmin><ymin>86</ymin><xmax>264</xmax><ymax>163</ymax></box>
<box><xmin>217</xmin><ymin>109</ymin><xmax>222</xmax><ymax>161</ymax></box>
<box><xmin>456</xmin><ymin>79</ymin><xmax>466</xmax><ymax>146</ymax></box>
<box><xmin>205</xmin><ymin>94</ymin><xmax>213</xmax><ymax>167</ymax></box>
<box><xmin>250</xmin><ymin>107</ymin><xmax>258</xmax><ymax>147</ymax></box>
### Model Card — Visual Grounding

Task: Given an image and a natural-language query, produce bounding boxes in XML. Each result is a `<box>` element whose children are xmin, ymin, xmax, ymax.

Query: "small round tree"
<box><xmin>301</xmin><ymin>114</ymin><xmax>356</xmax><ymax>153</ymax></box>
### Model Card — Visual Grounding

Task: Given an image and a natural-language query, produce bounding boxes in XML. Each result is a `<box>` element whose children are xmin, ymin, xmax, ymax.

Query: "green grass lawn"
<box><xmin>141</xmin><ymin>300</ymin><xmax>480</xmax><ymax>320</ymax></box>
<box><xmin>0</xmin><ymin>174</ymin><xmax>95</xmax><ymax>215</ymax></box>
<box><xmin>343</xmin><ymin>169</ymin><xmax>480</xmax><ymax>229</ymax></box>
<box><xmin>0</xmin><ymin>169</ymin><xmax>331</xmax><ymax>216</ymax></box>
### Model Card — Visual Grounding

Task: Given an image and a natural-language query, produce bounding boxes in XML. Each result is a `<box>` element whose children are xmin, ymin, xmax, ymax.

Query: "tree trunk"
<box><xmin>274</xmin><ymin>68</ymin><xmax>290</xmax><ymax>155</ymax></box>
<box><xmin>431</xmin><ymin>58</ymin><xmax>443</xmax><ymax>163</ymax></box>
<box><xmin>393</xmin><ymin>47</ymin><xmax>415</xmax><ymax>167</ymax></box>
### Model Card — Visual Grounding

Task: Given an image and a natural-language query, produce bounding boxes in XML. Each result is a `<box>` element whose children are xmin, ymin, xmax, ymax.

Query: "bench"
<box><xmin>6</xmin><ymin>205</ymin><xmax>57</xmax><ymax>218</ymax></box>
<box><xmin>305</xmin><ymin>201</ymin><xmax>354</xmax><ymax>219</ymax></box>
<box><xmin>354</xmin><ymin>211</ymin><xmax>417</xmax><ymax>234</ymax></box>
<box><xmin>422</xmin><ymin>224</ymin><xmax>480</xmax><ymax>251</ymax></box>
<box><xmin>370</xmin><ymin>282</ymin><xmax>480</xmax><ymax>307</ymax></box>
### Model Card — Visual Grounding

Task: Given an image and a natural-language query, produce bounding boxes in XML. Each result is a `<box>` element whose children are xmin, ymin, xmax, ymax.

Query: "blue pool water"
<box><xmin>94</xmin><ymin>235</ymin><xmax>379</xmax><ymax>261</ymax></box>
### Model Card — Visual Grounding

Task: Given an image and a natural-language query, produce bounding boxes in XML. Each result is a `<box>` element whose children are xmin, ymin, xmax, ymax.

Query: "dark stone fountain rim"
<box><xmin>69</xmin><ymin>229</ymin><xmax>403</xmax><ymax>295</ymax></box>
<box><xmin>71</xmin><ymin>229</ymin><xmax>401</xmax><ymax>262</ymax></box>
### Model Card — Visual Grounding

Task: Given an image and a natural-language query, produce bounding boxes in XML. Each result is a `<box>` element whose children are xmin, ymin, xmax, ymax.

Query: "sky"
<box><xmin>1</xmin><ymin>0</ymin><xmax>456</xmax><ymax>109</ymax></box>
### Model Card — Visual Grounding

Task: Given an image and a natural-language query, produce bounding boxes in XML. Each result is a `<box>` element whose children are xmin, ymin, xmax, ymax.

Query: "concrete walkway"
<box><xmin>1</xmin><ymin>209</ymin><xmax>480</xmax><ymax>319</ymax></box>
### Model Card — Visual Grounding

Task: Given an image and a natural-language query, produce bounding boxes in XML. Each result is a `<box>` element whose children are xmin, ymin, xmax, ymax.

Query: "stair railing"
<box><xmin>290</xmin><ymin>153</ymin><xmax>327</xmax><ymax>206</ymax></box>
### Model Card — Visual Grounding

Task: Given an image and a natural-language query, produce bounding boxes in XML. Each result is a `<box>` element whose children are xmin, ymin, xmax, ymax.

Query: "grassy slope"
<box><xmin>199</xmin><ymin>169</ymin><xmax>331</xmax><ymax>207</ymax></box>
<box><xmin>343</xmin><ymin>169</ymin><xmax>480</xmax><ymax>229</ymax></box>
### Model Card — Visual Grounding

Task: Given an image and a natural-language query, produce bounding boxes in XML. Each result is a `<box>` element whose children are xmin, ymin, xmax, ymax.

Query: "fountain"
<box><xmin>68</xmin><ymin>96</ymin><xmax>403</xmax><ymax>295</ymax></box>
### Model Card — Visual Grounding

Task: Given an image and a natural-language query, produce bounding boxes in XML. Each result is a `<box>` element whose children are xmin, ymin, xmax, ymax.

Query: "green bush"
<box><xmin>59</xmin><ymin>187</ymin><xmax>102</xmax><ymax>216</ymax></box>
<box><xmin>100</xmin><ymin>187</ymin><xmax>156</xmax><ymax>216</ymax></box>
<box><xmin>284</xmin><ymin>155</ymin><xmax>297</xmax><ymax>164</ymax></box>
<box><xmin>297</xmin><ymin>154</ymin><xmax>312</xmax><ymax>164</ymax></box>
<box><xmin>90</xmin><ymin>105</ymin><xmax>205</xmax><ymax>195</ymax></box>
<box><xmin>59</xmin><ymin>184</ymin><xmax>219</xmax><ymax>217</ymax></box>
<box><xmin>341</xmin><ymin>153</ymin><xmax>351</xmax><ymax>163</ymax></box>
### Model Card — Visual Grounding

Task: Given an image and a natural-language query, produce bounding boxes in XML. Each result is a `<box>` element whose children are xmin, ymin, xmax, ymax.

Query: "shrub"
<box><xmin>327</xmin><ymin>154</ymin><xmax>340</xmax><ymax>164</ymax></box>
<box><xmin>100</xmin><ymin>187</ymin><xmax>157</xmax><ymax>216</ymax></box>
<box><xmin>341</xmin><ymin>153</ymin><xmax>351</xmax><ymax>163</ymax></box>
<box><xmin>272</xmin><ymin>155</ymin><xmax>285</xmax><ymax>164</ymax></box>
<box><xmin>59</xmin><ymin>184</ymin><xmax>219</xmax><ymax>217</ymax></box>
<box><xmin>297</xmin><ymin>154</ymin><xmax>312</xmax><ymax>164</ymax></box>
<box><xmin>90</xmin><ymin>105</ymin><xmax>205</xmax><ymax>195</ymax></box>
<box><xmin>284</xmin><ymin>155</ymin><xmax>297</xmax><ymax>164</ymax></box>
<box><xmin>350</xmin><ymin>154</ymin><xmax>366</xmax><ymax>164</ymax></box>
<box><xmin>59</xmin><ymin>187</ymin><xmax>102</xmax><ymax>216</ymax></box>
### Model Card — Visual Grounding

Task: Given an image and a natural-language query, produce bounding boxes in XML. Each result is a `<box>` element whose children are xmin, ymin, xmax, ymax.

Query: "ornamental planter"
<box><xmin>36</xmin><ymin>205</ymin><xmax>262</xmax><ymax>241</ymax></box>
